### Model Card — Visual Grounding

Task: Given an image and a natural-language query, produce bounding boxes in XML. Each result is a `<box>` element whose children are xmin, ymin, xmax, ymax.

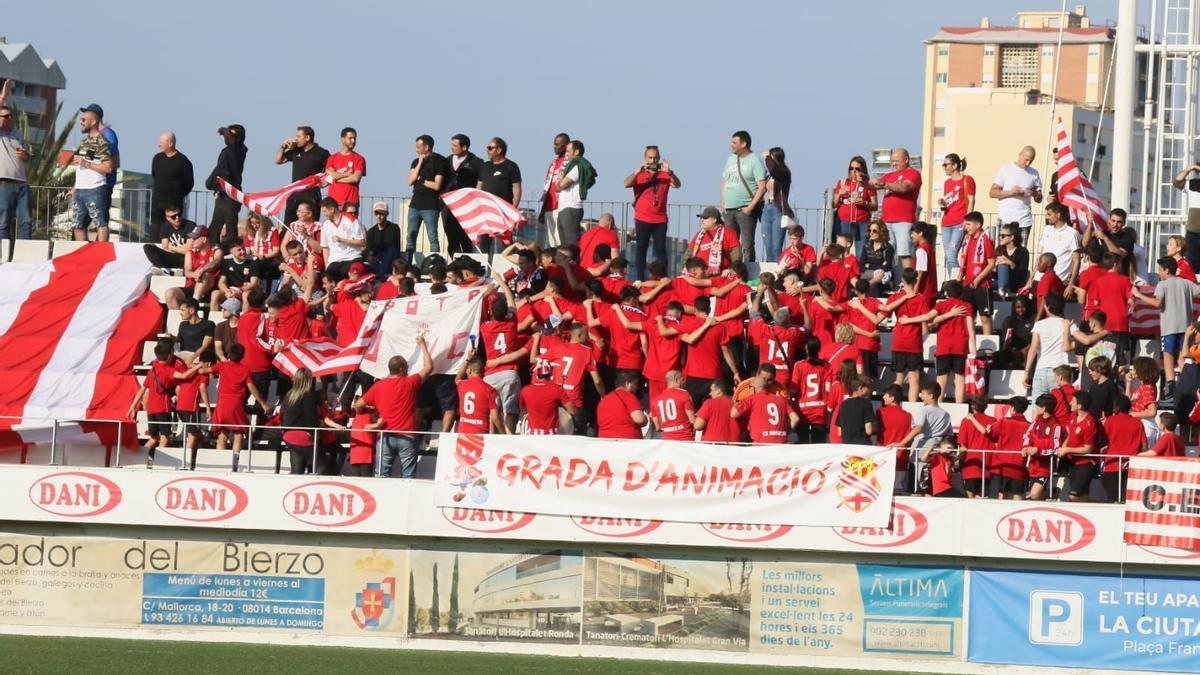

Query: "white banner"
<box><xmin>433</xmin><ymin>433</ymin><xmax>896</xmax><ymax>527</ymax></box>
<box><xmin>359</xmin><ymin>286</ymin><xmax>486</xmax><ymax>379</ymax></box>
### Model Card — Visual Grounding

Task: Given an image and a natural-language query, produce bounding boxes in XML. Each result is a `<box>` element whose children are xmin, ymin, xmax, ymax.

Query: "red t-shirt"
<box><xmin>1093</xmin><ymin>271</ymin><xmax>1133</xmax><ymax>332</ymax></box>
<box><xmin>598</xmin><ymin>274</ymin><xmax>630</xmax><ymax>303</ymax></box>
<box><xmin>1036</xmin><ymin>272</ymin><xmax>1066</xmax><ymax>314</ymax></box>
<box><xmin>1023</xmin><ymin>415</ymin><xmax>1064</xmax><ymax>479</ymax></box>
<box><xmin>1065</xmin><ymin>412</ymin><xmax>1099</xmax><ymax>464</ymax></box>
<box><xmin>457</xmin><ymin>377</ymin><xmax>498</xmax><ymax>434</ymax></box>
<box><xmin>325</xmin><ymin>151</ymin><xmax>367</xmax><ymax>206</ymax></box>
<box><xmin>144</xmin><ymin>359</ymin><xmax>185</xmax><ymax>415</ymax></box>
<box><xmin>747</xmin><ymin>318</ymin><xmax>804</xmax><ymax>375</ymax></box>
<box><xmin>889</xmin><ymin>292</ymin><xmax>930</xmax><ymax>354</ymax></box>
<box><xmin>651</xmin><ymin>387</ymin><xmax>695</xmax><ymax>441</ymax></box>
<box><xmin>990</xmin><ymin>413</ymin><xmax>1032</xmax><ymax>480</ymax></box>
<box><xmin>960</xmin><ymin>232</ymin><xmax>995</xmax><ymax>287</ymax></box>
<box><xmin>679</xmin><ymin>317</ymin><xmax>730</xmax><ymax>380</ymax></box>
<box><xmin>1102</xmin><ymin>413</ymin><xmax>1145</xmax><ymax>473</ymax></box>
<box><xmin>244</xmin><ymin>230</ymin><xmax>282</xmax><ymax>260</ymax></box>
<box><xmin>817</xmin><ymin>261</ymin><xmax>854</xmax><ymax>303</ymax></box>
<box><xmin>597</xmin><ymin>303</ymin><xmax>647</xmax><ymax>370</ymax></box>
<box><xmin>644</xmin><ymin>316</ymin><xmax>683</xmax><ymax>383</ymax></box>
<box><xmin>819</xmin><ymin>342</ymin><xmax>863</xmax><ymax>368</ymax></box>
<box><xmin>835</xmin><ymin>179</ymin><xmax>875</xmax><ymax>223</ymax></box>
<box><xmin>276</xmin><ymin>297</ymin><xmax>311</xmax><ymax>344</ymax></box>
<box><xmin>520</xmin><ymin>381</ymin><xmax>567</xmax><ymax>434</ymax></box>
<box><xmin>480</xmin><ymin>318</ymin><xmax>521</xmax><ymax>376</ymax></box>
<box><xmin>958</xmin><ymin>413</ymin><xmax>996</xmax><ymax>481</ymax></box>
<box><xmin>542</xmin><ymin>340</ymin><xmax>598</xmax><ymax>406</ymax></box>
<box><xmin>1050</xmin><ymin>383</ymin><xmax>1077</xmax><ymax>427</ymax></box>
<box><xmin>881</xmin><ymin>167</ymin><xmax>922</xmax><ymax>223</ymax></box>
<box><xmin>1132</xmin><ymin>383</ymin><xmax>1157</xmax><ymax>413</ymax></box>
<box><xmin>696</xmin><ymin>395</ymin><xmax>740</xmax><ymax>443</ymax></box>
<box><xmin>807</xmin><ymin>297</ymin><xmax>840</xmax><ymax>346</ymax></box>
<box><xmin>847</xmin><ymin>297</ymin><xmax>882</xmax><ymax>352</ymax></box>
<box><xmin>940</xmin><ymin>175</ymin><xmax>975</xmax><ymax>226</ymax></box>
<box><xmin>712</xmin><ymin>279</ymin><xmax>751</xmax><ymax>329</ymax></box>
<box><xmin>1152</xmin><ymin>431</ymin><xmax>1184</xmax><ymax>458</ymax></box>
<box><xmin>578</xmin><ymin>226</ymin><xmax>620</xmax><ymax>268</ymax></box>
<box><xmin>790</xmin><ymin>359</ymin><xmax>830</xmax><ymax>425</ymax></box>
<box><xmin>778</xmin><ymin>244</ymin><xmax>817</xmax><ymax>272</ymax></box>
<box><xmin>934</xmin><ymin>298</ymin><xmax>972</xmax><ymax>356</ymax></box>
<box><xmin>330</xmin><ymin>299</ymin><xmax>366</xmax><ymax>348</ymax></box>
<box><xmin>236</xmin><ymin>309</ymin><xmax>273</xmax><ymax>373</ymax></box>
<box><xmin>669</xmin><ymin>277</ymin><xmax>709</xmax><ymax>310</ymax></box>
<box><xmin>376</xmin><ymin>279</ymin><xmax>401</xmax><ymax>301</ymax></box>
<box><xmin>175</xmin><ymin>371</ymin><xmax>208</xmax><ymax>413</ymax></box>
<box><xmin>737</xmin><ymin>390</ymin><xmax>792</xmax><ymax>444</ymax></box>
<box><xmin>915</xmin><ymin>241</ymin><xmax>938</xmax><ymax>303</ymax></box>
<box><xmin>1178</xmin><ymin>257</ymin><xmax>1197</xmax><ymax>283</ymax></box>
<box><xmin>211</xmin><ymin>359</ymin><xmax>251</xmax><ymax>407</ymax></box>
<box><xmin>688</xmin><ymin>226</ymin><xmax>739</xmax><ymax>270</ymax></box>
<box><xmin>876</xmin><ymin>404</ymin><xmax>914</xmax><ymax>467</ymax></box>
<box><xmin>1077</xmin><ymin>265</ymin><xmax>1105</xmax><ymax>320</ymax></box>
<box><xmin>361</xmin><ymin>374</ymin><xmax>422</xmax><ymax>432</ymax></box>
<box><xmin>631</xmin><ymin>169</ymin><xmax>672</xmax><ymax>223</ymax></box>
<box><xmin>597</xmin><ymin>389</ymin><xmax>644</xmax><ymax>439</ymax></box>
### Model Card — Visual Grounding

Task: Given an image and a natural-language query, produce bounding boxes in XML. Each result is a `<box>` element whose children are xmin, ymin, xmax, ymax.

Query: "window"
<box><xmin>984</xmin><ymin>45</ymin><xmax>996</xmax><ymax>57</ymax></box>
<box><xmin>1077</xmin><ymin>122</ymin><xmax>1087</xmax><ymax>143</ymax></box>
<box><xmin>938</xmin><ymin>45</ymin><xmax>949</xmax><ymax>56</ymax></box>
<box><xmin>934</xmin><ymin>127</ymin><xmax>946</xmax><ymax>138</ymax></box>
<box><xmin>936</xmin><ymin>72</ymin><xmax>948</xmax><ymax>84</ymax></box>
<box><xmin>1088</xmin><ymin>44</ymin><xmax>1101</xmax><ymax>56</ymax></box>
<box><xmin>1043</xmin><ymin>45</ymin><xmax>1055</xmax><ymax>57</ymax></box>
<box><xmin>1000</xmin><ymin>45</ymin><xmax>1039</xmax><ymax>89</ymax></box>
<box><xmin>982</xmin><ymin>73</ymin><xmax>995</xmax><ymax>85</ymax></box>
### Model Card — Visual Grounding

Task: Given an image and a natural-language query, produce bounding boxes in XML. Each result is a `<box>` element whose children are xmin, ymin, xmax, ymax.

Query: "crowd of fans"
<box><xmin>105</xmin><ymin>119</ymin><xmax>1200</xmax><ymax>504</ymax></box>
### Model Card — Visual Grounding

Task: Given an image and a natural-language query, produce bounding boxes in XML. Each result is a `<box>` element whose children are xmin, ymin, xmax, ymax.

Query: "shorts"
<box><xmin>417</xmin><ymin>374</ymin><xmax>458</xmax><ymax>413</ymax></box>
<box><xmin>146</xmin><ymin>412</ymin><xmax>174</xmax><ymax>438</ymax></box>
<box><xmin>987</xmin><ymin>474</ymin><xmax>1027</xmax><ymax>497</ymax></box>
<box><xmin>962</xmin><ymin>285</ymin><xmax>993</xmax><ymax>316</ymax></box>
<box><xmin>485</xmin><ymin>369</ymin><xmax>522</xmax><ymax>415</ymax></box>
<box><xmin>1028</xmin><ymin>475</ymin><xmax>1051</xmax><ymax>490</ymax></box>
<box><xmin>893</xmin><ymin>351</ymin><xmax>923</xmax><ymax>374</ymax></box>
<box><xmin>1162</xmin><ymin>332</ymin><xmax>1185</xmax><ymax>356</ymax></box>
<box><xmin>886</xmin><ymin>221</ymin><xmax>913</xmax><ymax>256</ymax></box>
<box><xmin>73</xmin><ymin>186</ymin><xmax>112</xmax><ymax>231</ymax></box>
<box><xmin>1067</xmin><ymin>462</ymin><xmax>1096</xmax><ymax>496</ymax></box>
<box><xmin>935</xmin><ymin>353</ymin><xmax>967</xmax><ymax>376</ymax></box>
<box><xmin>176</xmin><ymin>410</ymin><xmax>204</xmax><ymax>434</ymax></box>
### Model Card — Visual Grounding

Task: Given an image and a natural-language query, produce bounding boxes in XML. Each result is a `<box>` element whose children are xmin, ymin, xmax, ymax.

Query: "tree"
<box><xmin>407</xmin><ymin>569</ymin><xmax>418</xmax><ymax>635</ymax></box>
<box><xmin>448</xmin><ymin>553</ymin><xmax>462</xmax><ymax>632</ymax></box>
<box><xmin>431</xmin><ymin>562</ymin><xmax>441</xmax><ymax>633</ymax></box>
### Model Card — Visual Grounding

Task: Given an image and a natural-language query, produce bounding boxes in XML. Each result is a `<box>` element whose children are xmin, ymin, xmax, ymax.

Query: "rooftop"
<box><xmin>0</xmin><ymin>37</ymin><xmax>66</xmax><ymax>89</ymax></box>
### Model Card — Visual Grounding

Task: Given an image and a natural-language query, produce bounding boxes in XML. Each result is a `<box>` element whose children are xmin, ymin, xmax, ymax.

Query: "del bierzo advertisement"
<box><xmin>434</xmin><ymin>433</ymin><xmax>896</xmax><ymax>528</ymax></box>
<box><xmin>968</xmin><ymin>569</ymin><xmax>1200</xmax><ymax>673</ymax></box>
<box><xmin>0</xmin><ymin>531</ymin><xmax>407</xmax><ymax>636</ymax></box>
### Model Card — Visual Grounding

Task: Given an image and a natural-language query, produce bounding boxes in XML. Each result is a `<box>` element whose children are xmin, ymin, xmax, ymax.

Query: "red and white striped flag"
<box><xmin>441</xmin><ymin>188</ymin><xmax>526</xmax><ymax>245</ymax></box>
<box><xmin>217</xmin><ymin>173</ymin><xmax>330</xmax><ymax>218</ymax></box>
<box><xmin>1129</xmin><ymin>283</ymin><xmax>1200</xmax><ymax>336</ymax></box>
<box><xmin>273</xmin><ymin>301</ymin><xmax>387</xmax><ymax>378</ymax></box>
<box><xmin>0</xmin><ymin>243</ymin><xmax>162</xmax><ymax>452</ymax></box>
<box><xmin>1055</xmin><ymin>117</ymin><xmax>1109</xmax><ymax>233</ymax></box>
<box><xmin>964</xmin><ymin>355</ymin><xmax>986</xmax><ymax>396</ymax></box>
<box><xmin>1124</xmin><ymin>456</ymin><xmax>1200</xmax><ymax>551</ymax></box>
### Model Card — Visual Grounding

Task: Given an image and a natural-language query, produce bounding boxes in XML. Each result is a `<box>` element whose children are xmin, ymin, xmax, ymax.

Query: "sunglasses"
<box><xmin>999</xmin><ymin>233</ymin><xmax>1012</xmax><ymax>238</ymax></box>
<box><xmin>868</xmin><ymin>228</ymin><xmax>881</xmax><ymax>233</ymax></box>
<box><xmin>345</xmin><ymin>211</ymin><xmax>358</xmax><ymax>216</ymax></box>
<box><xmin>848</xmin><ymin>166</ymin><xmax>864</xmax><ymax>171</ymax></box>
<box><xmin>486</xmin><ymin>145</ymin><xmax>498</xmax><ymax>150</ymax></box>
<box><xmin>0</xmin><ymin>114</ymin><xmax>11</xmax><ymax>119</ymax></box>
<box><xmin>942</xmin><ymin>162</ymin><xmax>954</xmax><ymax>167</ymax></box>
<box><xmin>166</xmin><ymin>213</ymin><xmax>181</xmax><ymax>219</ymax></box>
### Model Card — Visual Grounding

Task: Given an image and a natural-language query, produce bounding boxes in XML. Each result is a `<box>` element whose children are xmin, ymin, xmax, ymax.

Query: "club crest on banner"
<box><xmin>351</xmin><ymin>552</ymin><xmax>397</xmax><ymax>630</ymax></box>
<box><xmin>836</xmin><ymin>456</ymin><xmax>883</xmax><ymax>513</ymax></box>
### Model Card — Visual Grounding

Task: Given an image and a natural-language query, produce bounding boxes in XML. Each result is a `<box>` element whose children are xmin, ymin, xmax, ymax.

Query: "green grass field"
<box><xmin>0</xmin><ymin>635</ymin><xmax>902</xmax><ymax>674</ymax></box>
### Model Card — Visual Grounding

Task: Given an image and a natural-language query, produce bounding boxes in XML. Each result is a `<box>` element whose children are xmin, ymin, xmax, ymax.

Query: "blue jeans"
<box><xmin>761</xmin><ymin>203</ymin><xmax>785</xmax><ymax>262</ymax></box>
<box><xmin>0</xmin><ymin>181</ymin><xmax>32</xmax><ymax>240</ymax></box>
<box><xmin>379</xmin><ymin>433</ymin><xmax>418</xmax><ymax>478</ymax></box>
<box><xmin>995</xmin><ymin>264</ymin><xmax>1028</xmax><ymax>294</ymax></box>
<box><xmin>834</xmin><ymin>217</ymin><xmax>867</xmax><ymax>260</ymax></box>
<box><xmin>406</xmin><ymin>207</ymin><xmax>440</xmax><ymax>258</ymax></box>
<box><xmin>942</xmin><ymin>224</ymin><xmax>964</xmax><ymax>278</ymax></box>
<box><xmin>73</xmin><ymin>186</ymin><xmax>111</xmax><ymax>231</ymax></box>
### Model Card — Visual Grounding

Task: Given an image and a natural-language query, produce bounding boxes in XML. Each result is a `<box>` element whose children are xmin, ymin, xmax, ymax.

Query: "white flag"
<box><xmin>358</xmin><ymin>286</ymin><xmax>487</xmax><ymax>379</ymax></box>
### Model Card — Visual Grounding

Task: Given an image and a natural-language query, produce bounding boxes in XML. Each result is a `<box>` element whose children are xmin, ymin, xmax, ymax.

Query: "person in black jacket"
<box><xmin>441</xmin><ymin>133</ymin><xmax>485</xmax><ymax>254</ymax></box>
<box><xmin>150</xmin><ymin>131</ymin><xmax>194</xmax><ymax>239</ymax></box>
<box><xmin>205</xmin><ymin>124</ymin><xmax>247</xmax><ymax>244</ymax></box>
<box><xmin>280</xmin><ymin>368</ymin><xmax>346</xmax><ymax>475</ymax></box>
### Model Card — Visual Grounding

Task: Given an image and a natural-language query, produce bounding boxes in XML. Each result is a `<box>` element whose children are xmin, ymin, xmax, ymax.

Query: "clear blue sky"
<box><xmin>16</xmin><ymin>0</ymin><xmax>1125</xmax><ymax>208</ymax></box>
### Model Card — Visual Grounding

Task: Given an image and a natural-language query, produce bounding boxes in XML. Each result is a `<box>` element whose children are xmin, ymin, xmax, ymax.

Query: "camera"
<box><xmin>645</xmin><ymin>162</ymin><xmax>661</xmax><ymax>172</ymax></box>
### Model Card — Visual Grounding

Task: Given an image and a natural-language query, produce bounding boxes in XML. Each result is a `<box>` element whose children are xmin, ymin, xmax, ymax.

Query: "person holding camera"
<box><xmin>1172</xmin><ymin>164</ymin><xmax>1200</xmax><ymax>273</ymax></box>
<box><xmin>624</xmin><ymin>145</ymin><xmax>681</xmax><ymax>280</ymax></box>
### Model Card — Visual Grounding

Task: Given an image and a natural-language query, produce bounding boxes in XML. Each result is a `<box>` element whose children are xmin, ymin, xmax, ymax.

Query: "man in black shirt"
<box><xmin>477</xmin><ymin>136</ymin><xmax>523</xmax><ymax>255</ymax></box>
<box><xmin>205</xmin><ymin>124</ymin><xmax>247</xmax><ymax>244</ymax></box>
<box><xmin>150</xmin><ymin>131</ymin><xmax>193</xmax><ymax>239</ymax></box>
<box><xmin>274</xmin><ymin>125</ymin><xmax>330</xmax><ymax>224</ymax></box>
<box><xmin>406</xmin><ymin>134</ymin><xmax>449</xmax><ymax>262</ymax></box>
<box><xmin>143</xmin><ymin>205</ymin><xmax>195</xmax><ymax>273</ymax></box>
<box><xmin>441</xmin><ymin>133</ymin><xmax>486</xmax><ymax>255</ymax></box>
<box><xmin>214</xmin><ymin>240</ymin><xmax>260</xmax><ymax>313</ymax></box>
<box><xmin>176</xmin><ymin>297</ymin><xmax>215</xmax><ymax>360</ymax></box>
<box><xmin>836</xmin><ymin>375</ymin><xmax>877</xmax><ymax>445</ymax></box>
<box><xmin>366</xmin><ymin>200</ymin><xmax>402</xmax><ymax>275</ymax></box>
<box><xmin>1083</xmin><ymin>207</ymin><xmax>1135</xmax><ymax>277</ymax></box>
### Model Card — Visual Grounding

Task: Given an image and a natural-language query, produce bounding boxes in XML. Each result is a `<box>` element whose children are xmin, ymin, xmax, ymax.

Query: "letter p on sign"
<box><xmin>1029</xmin><ymin>591</ymin><xmax>1083</xmax><ymax>645</ymax></box>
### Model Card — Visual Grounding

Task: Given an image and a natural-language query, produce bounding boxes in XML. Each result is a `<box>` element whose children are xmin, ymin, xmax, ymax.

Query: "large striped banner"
<box><xmin>1124</xmin><ymin>456</ymin><xmax>1200</xmax><ymax>550</ymax></box>
<box><xmin>217</xmin><ymin>173</ymin><xmax>330</xmax><ymax>218</ymax></box>
<box><xmin>1055</xmin><ymin>117</ymin><xmax>1109</xmax><ymax>233</ymax></box>
<box><xmin>441</xmin><ymin>187</ymin><xmax>525</xmax><ymax>244</ymax></box>
<box><xmin>273</xmin><ymin>301</ymin><xmax>388</xmax><ymax>378</ymax></box>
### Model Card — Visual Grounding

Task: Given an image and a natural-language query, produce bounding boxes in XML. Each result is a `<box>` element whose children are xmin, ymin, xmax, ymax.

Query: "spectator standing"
<box><xmin>938</xmin><ymin>153</ymin><xmax>974</xmax><ymax>279</ymax></box>
<box><xmin>721</xmin><ymin>131</ymin><xmax>767</xmax><ymax>261</ymax></box>
<box><xmin>836</xmin><ymin>376</ymin><xmax>876</xmax><ymax>445</ymax></box>
<box><xmin>71</xmin><ymin>104</ymin><xmax>116</xmax><ymax>242</ymax></box>
<box><xmin>958</xmin><ymin>211</ymin><xmax>996</xmax><ymax>336</ymax></box>
<box><xmin>733</xmin><ymin>365</ymin><xmax>799</xmax><ymax>444</ymax></box>
<box><xmin>539</xmin><ymin>133</ymin><xmax>571</xmax><ymax>248</ymax></box>
<box><xmin>625</xmin><ymin>145</ymin><xmax>680</xmax><ymax>280</ymax></box>
<box><xmin>1084</xmin><ymin>208</ymin><xmax>1135</xmax><ymax>277</ymax></box>
<box><xmin>150</xmin><ymin>131</ymin><xmax>194</xmax><ymax>238</ymax></box>
<box><xmin>406</xmin><ymin>134</ymin><xmax>449</xmax><ymax>259</ymax></box>
<box><xmin>1171</xmin><ymin>163</ymin><xmax>1200</xmax><ymax>271</ymax></box>
<box><xmin>995</xmin><ymin>223</ymin><xmax>1030</xmax><ymax>298</ymax></box>
<box><xmin>0</xmin><ymin>103</ymin><xmax>31</xmax><ymax>241</ymax></box>
<box><xmin>1132</xmin><ymin>257</ymin><xmax>1200</xmax><ymax>400</ymax></box>
<box><xmin>325</xmin><ymin>127</ymin><xmax>366</xmax><ymax>209</ymax></box>
<box><xmin>206</xmin><ymin>124</ymin><xmax>248</xmax><ymax>243</ymax></box>
<box><xmin>94</xmin><ymin>106</ymin><xmax>120</xmax><ymax>224</ymax></box>
<box><xmin>578</xmin><ymin>214</ymin><xmax>620</xmax><ymax>273</ymax></box>
<box><xmin>869</xmin><ymin>148</ymin><xmax>921</xmax><ymax>276</ymax></box>
<box><xmin>214</xmin><ymin>297</ymin><xmax>240</xmax><ymax>361</ymax></box>
<box><xmin>365</xmin><ymin>201</ymin><xmax>401</xmax><ymax>276</ymax></box>
<box><xmin>1033</xmin><ymin>202</ymin><xmax>1081</xmax><ymax>285</ymax></box>
<box><xmin>441</xmin><ymin>133</ymin><xmax>485</xmax><ymax>254</ymax></box>
<box><xmin>274</xmin><ymin>125</ymin><xmax>330</xmax><ymax>225</ymax></box>
<box><xmin>355</xmin><ymin>341</ymin><xmax>433</xmax><ymax>478</ymax></box>
<box><xmin>596</xmin><ymin>372</ymin><xmax>647</xmax><ymax>440</ymax></box>
<box><xmin>555</xmin><ymin>140</ymin><xmax>595</xmax><ymax>246</ymax></box>
<box><xmin>832</xmin><ymin>156</ymin><xmax>876</xmax><ymax>260</ymax></box>
<box><xmin>649</xmin><ymin>370</ymin><xmax>696</xmax><ymax>440</ymax></box>
<box><xmin>477</xmin><ymin>136</ymin><xmax>522</xmax><ymax>254</ymax></box>
<box><xmin>280</xmin><ymin>368</ymin><xmax>344</xmax><ymax>475</ymax></box>
<box><xmin>761</xmin><ymin>147</ymin><xmax>795</xmax><ymax>262</ymax></box>
<box><xmin>990</xmin><ymin>146</ymin><xmax>1043</xmax><ymax>234</ymax></box>
<box><xmin>1024</xmin><ymin>293</ymin><xmax>1074</xmax><ymax>401</ymax></box>
<box><xmin>694</xmin><ymin>379</ymin><xmax>741</xmax><ymax>443</ymax></box>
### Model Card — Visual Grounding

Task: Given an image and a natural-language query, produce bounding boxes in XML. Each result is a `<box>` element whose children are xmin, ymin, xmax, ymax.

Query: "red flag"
<box><xmin>964</xmin><ymin>356</ymin><xmax>986</xmax><ymax>396</ymax></box>
<box><xmin>441</xmin><ymin>188</ymin><xmax>526</xmax><ymax>244</ymax></box>
<box><xmin>273</xmin><ymin>301</ymin><xmax>387</xmax><ymax>377</ymax></box>
<box><xmin>217</xmin><ymin>173</ymin><xmax>330</xmax><ymax>218</ymax></box>
<box><xmin>1055</xmin><ymin>118</ymin><xmax>1109</xmax><ymax>233</ymax></box>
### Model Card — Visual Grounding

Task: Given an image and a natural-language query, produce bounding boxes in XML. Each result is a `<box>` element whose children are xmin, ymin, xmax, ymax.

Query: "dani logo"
<box><xmin>283</xmin><ymin>481</ymin><xmax>376</xmax><ymax>527</ymax></box>
<box><xmin>155</xmin><ymin>477</ymin><xmax>248</xmax><ymax>522</ymax></box>
<box><xmin>1029</xmin><ymin>590</ymin><xmax>1084</xmax><ymax>645</ymax></box>
<box><xmin>701</xmin><ymin>522</ymin><xmax>793</xmax><ymax>543</ymax></box>
<box><xmin>834</xmin><ymin>502</ymin><xmax>928</xmax><ymax>548</ymax></box>
<box><xmin>996</xmin><ymin>507</ymin><xmax>1096</xmax><ymax>554</ymax></box>
<box><xmin>571</xmin><ymin>516</ymin><xmax>662</xmax><ymax>538</ymax></box>
<box><xmin>441</xmin><ymin>507</ymin><xmax>535</xmax><ymax>533</ymax></box>
<box><xmin>29</xmin><ymin>471</ymin><xmax>122</xmax><ymax>517</ymax></box>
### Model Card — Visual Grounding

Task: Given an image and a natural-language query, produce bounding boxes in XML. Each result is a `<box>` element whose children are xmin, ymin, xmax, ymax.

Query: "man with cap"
<box><xmin>366</xmin><ymin>200</ymin><xmax>401</xmax><ymax>276</ymax></box>
<box><xmin>214</xmin><ymin>297</ymin><xmax>242</xmax><ymax>361</ymax></box>
<box><xmin>206</xmin><ymin>124</ymin><xmax>248</xmax><ymax>243</ymax></box>
<box><xmin>71</xmin><ymin>103</ymin><xmax>116</xmax><ymax>242</ymax></box>
<box><xmin>688</xmin><ymin>207</ymin><xmax>742</xmax><ymax>274</ymax></box>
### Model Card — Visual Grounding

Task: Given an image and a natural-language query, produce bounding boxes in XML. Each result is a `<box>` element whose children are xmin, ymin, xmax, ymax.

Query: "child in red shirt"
<box><xmin>1127</xmin><ymin>356</ymin><xmax>1160</xmax><ymax>447</ymax></box>
<box><xmin>204</xmin><ymin>343</ymin><xmax>269</xmax><ymax>471</ymax></box>
<box><xmin>914</xmin><ymin>279</ymin><xmax>975</xmax><ymax>404</ymax></box>
<box><xmin>1034</xmin><ymin>253</ymin><xmax>1066</xmax><ymax>318</ymax></box>
<box><xmin>1058</xmin><ymin>391</ymin><xmax>1099</xmax><ymax>502</ymax></box>
<box><xmin>126</xmin><ymin>338</ymin><xmax>189</xmax><ymax>468</ymax></box>
<box><xmin>1023</xmin><ymin>393</ymin><xmax>1066</xmax><ymax>501</ymax></box>
<box><xmin>986</xmin><ymin>397</ymin><xmax>1032</xmax><ymax>499</ymax></box>
<box><xmin>1101</xmin><ymin>395</ymin><xmax>1146</xmax><ymax>503</ymax></box>
<box><xmin>649</xmin><ymin>371</ymin><xmax>696</xmax><ymax>441</ymax></box>
<box><xmin>790</xmin><ymin>338</ymin><xmax>830</xmax><ymax>444</ymax></box>
<box><xmin>694</xmin><ymin>379</ymin><xmax>741</xmax><ymax>443</ymax></box>
<box><xmin>1049</xmin><ymin>365</ymin><xmax>1077</xmax><ymax>428</ymax></box>
<box><xmin>347</xmin><ymin>410</ymin><xmax>378</xmax><ymax>477</ymax></box>
<box><xmin>1143</xmin><ymin>412</ymin><xmax>1184</xmax><ymax>458</ymax></box>
<box><xmin>175</xmin><ymin>350</ymin><xmax>215</xmax><ymax>471</ymax></box>
<box><xmin>877</xmin><ymin>385</ymin><xmax>919</xmax><ymax>494</ymax></box>
<box><xmin>956</xmin><ymin>395</ymin><xmax>995</xmax><ymax>498</ymax></box>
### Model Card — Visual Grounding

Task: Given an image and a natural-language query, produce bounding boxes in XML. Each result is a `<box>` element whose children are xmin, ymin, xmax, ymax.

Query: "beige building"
<box><xmin>919</xmin><ymin>5</ymin><xmax>1147</xmax><ymax>222</ymax></box>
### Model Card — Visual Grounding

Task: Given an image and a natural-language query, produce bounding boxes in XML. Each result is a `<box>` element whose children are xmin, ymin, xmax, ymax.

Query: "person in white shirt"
<box><xmin>318</xmin><ymin>197</ymin><xmax>366</xmax><ymax>280</ymax></box>
<box><xmin>1024</xmin><ymin>292</ymin><xmax>1075</xmax><ymax>401</ymax></box>
<box><xmin>990</xmin><ymin>146</ymin><xmax>1043</xmax><ymax>231</ymax></box>
<box><xmin>1030</xmin><ymin>202</ymin><xmax>1080</xmax><ymax>286</ymax></box>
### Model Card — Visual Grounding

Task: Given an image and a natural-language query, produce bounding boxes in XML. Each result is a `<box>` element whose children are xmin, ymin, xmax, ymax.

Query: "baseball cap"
<box><xmin>221</xmin><ymin>298</ymin><xmax>242</xmax><ymax>315</ymax></box>
<box><xmin>697</xmin><ymin>206</ymin><xmax>723</xmax><ymax>222</ymax></box>
<box><xmin>349</xmin><ymin>262</ymin><xmax>367</xmax><ymax>276</ymax></box>
<box><xmin>372</xmin><ymin>201</ymin><xmax>389</xmax><ymax>214</ymax></box>
<box><xmin>189</xmin><ymin>226</ymin><xmax>210</xmax><ymax>239</ymax></box>
<box><xmin>217</xmin><ymin>124</ymin><xmax>245</xmax><ymax>140</ymax></box>
<box><xmin>79</xmin><ymin>103</ymin><xmax>104</xmax><ymax>118</ymax></box>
